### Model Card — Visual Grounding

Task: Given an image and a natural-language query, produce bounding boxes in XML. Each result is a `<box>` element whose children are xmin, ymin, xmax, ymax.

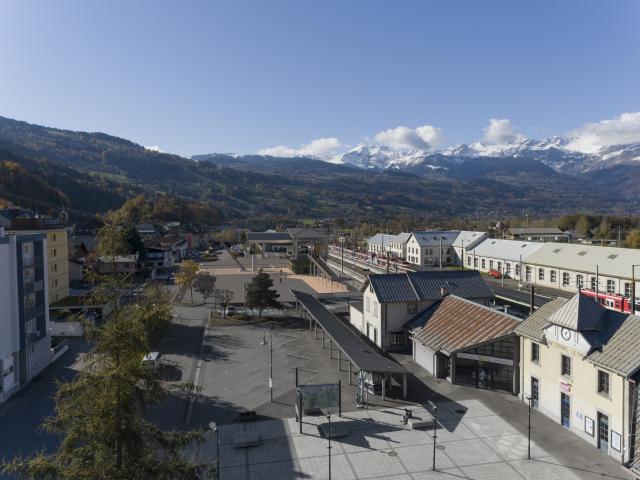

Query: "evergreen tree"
<box><xmin>245</xmin><ymin>269</ymin><xmax>281</xmax><ymax>317</ymax></box>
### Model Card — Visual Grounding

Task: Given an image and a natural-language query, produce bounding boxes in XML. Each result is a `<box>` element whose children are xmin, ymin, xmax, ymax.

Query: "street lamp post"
<box><xmin>321</xmin><ymin>409</ymin><xmax>332</xmax><ymax>480</ymax></box>
<box><xmin>208</xmin><ymin>421</ymin><xmax>219</xmax><ymax>479</ymax></box>
<box><xmin>632</xmin><ymin>265</ymin><xmax>639</xmax><ymax>315</ymax></box>
<box><xmin>524</xmin><ymin>394</ymin><xmax>532</xmax><ymax>460</ymax></box>
<box><xmin>427</xmin><ymin>401</ymin><xmax>438</xmax><ymax>470</ymax></box>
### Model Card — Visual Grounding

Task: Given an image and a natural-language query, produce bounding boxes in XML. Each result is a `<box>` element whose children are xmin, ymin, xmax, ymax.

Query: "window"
<box><xmin>390</xmin><ymin>332</ymin><xmax>405</xmax><ymax>345</ymax></box>
<box><xmin>591</xmin><ymin>277</ymin><xmax>597</xmax><ymax>291</ymax></box>
<box><xmin>562</xmin><ymin>272</ymin><xmax>570</xmax><ymax>287</ymax></box>
<box><xmin>474</xmin><ymin>257</ymin><xmax>478</xmax><ymax>268</ymax></box>
<box><xmin>531</xmin><ymin>343</ymin><xmax>539</xmax><ymax>363</ymax></box>
<box><xmin>625</xmin><ymin>283</ymin><xmax>632</xmax><ymax>298</ymax></box>
<box><xmin>561</xmin><ymin>355</ymin><xmax>571</xmax><ymax>377</ymax></box>
<box><xmin>550</xmin><ymin>270</ymin><xmax>557</xmax><ymax>283</ymax></box>
<box><xmin>467</xmin><ymin>256</ymin><xmax>472</xmax><ymax>266</ymax></box>
<box><xmin>373</xmin><ymin>301</ymin><xmax>378</xmax><ymax>317</ymax></box>
<box><xmin>598</xmin><ymin>370</ymin><xmax>610</xmax><ymax>396</ymax></box>
<box><xmin>576</xmin><ymin>275</ymin><xmax>583</xmax><ymax>289</ymax></box>
<box><xmin>481</xmin><ymin>259</ymin><xmax>486</xmax><ymax>269</ymax></box>
<box><xmin>365</xmin><ymin>297</ymin><xmax>370</xmax><ymax>312</ymax></box>
<box><xmin>526</xmin><ymin>266</ymin><xmax>532</xmax><ymax>281</ymax></box>
<box><xmin>407</xmin><ymin>303</ymin><xmax>418</xmax><ymax>314</ymax></box>
<box><xmin>497</xmin><ymin>261</ymin><xmax>502</xmax><ymax>272</ymax></box>
<box><xmin>489</xmin><ymin>260</ymin><xmax>494</xmax><ymax>270</ymax></box>
<box><xmin>538</xmin><ymin>268</ymin><xmax>545</xmax><ymax>281</ymax></box>
<box><xmin>53</xmin><ymin>248</ymin><xmax>57</xmax><ymax>257</ymax></box>
<box><xmin>515</xmin><ymin>264</ymin><xmax>521</xmax><ymax>277</ymax></box>
<box><xmin>505</xmin><ymin>263</ymin><xmax>511</xmax><ymax>276</ymax></box>
<box><xmin>606</xmin><ymin>280</ymin><xmax>615</xmax><ymax>294</ymax></box>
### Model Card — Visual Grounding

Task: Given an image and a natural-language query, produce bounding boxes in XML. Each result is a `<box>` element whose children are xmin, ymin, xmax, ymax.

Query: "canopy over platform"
<box><xmin>291</xmin><ymin>290</ymin><xmax>407</xmax><ymax>375</ymax></box>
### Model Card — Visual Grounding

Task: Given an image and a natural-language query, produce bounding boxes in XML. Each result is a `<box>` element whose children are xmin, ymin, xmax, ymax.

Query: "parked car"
<box><xmin>225</xmin><ymin>306</ymin><xmax>237</xmax><ymax>317</ymax></box>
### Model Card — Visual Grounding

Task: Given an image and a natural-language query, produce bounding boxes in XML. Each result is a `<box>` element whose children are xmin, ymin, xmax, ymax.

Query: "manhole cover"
<box><xmin>388</xmin><ymin>451</ymin><xmax>398</xmax><ymax>457</ymax></box>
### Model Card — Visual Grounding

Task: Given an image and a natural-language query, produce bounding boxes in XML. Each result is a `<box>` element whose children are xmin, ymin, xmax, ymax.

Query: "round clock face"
<box><xmin>561</xmin><ymin>328</ymin><xmax>571</xmax><ymax>341</ymax></box>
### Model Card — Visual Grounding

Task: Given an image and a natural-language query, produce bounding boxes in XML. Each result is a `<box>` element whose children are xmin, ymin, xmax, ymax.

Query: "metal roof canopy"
<box><xmin>291</xmin><ymin>290</ymin><xmax>408</xmax><ymax>375</ymax></box>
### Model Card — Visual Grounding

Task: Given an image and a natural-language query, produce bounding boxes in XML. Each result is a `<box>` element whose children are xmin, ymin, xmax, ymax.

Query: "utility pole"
<box><xmin>427</xmin><ymin>400</ymin><xmax>438</xmax><ymax>470</ymax></box>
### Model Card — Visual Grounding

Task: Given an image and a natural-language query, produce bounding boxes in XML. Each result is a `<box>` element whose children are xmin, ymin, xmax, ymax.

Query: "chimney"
<box><xmin>440</xmin><ymin>286</ymin><xmax>449</xmax><ymax>297</ymax></box>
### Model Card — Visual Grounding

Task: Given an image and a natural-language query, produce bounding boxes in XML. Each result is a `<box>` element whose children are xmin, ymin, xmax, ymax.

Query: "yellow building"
<box><xmin>8</xmin><ymin>223</ymin><xmax>69</xmax><ymax>303</ymax></box>
<box><xmin>515</xmin><ymin>294</ymin><xmax>640</xmax><ymax>468</ymax></box>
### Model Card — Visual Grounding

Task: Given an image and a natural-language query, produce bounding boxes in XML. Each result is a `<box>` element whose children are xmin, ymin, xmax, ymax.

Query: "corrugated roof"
<box><xmin>546</xmin><ymin>293</ymin><xmax>606</xmax><ymax>331</ymax></box>
<box><xmin>452</xmin><ymin>231</ymin><xmax>487</xmax><ymax>250</ymax></box>
<box><xmin>246</xmin><ymin>232</ymin><xmax>292</xmax><ymax>242</ymax></box>
<box><xmin>587</xmin><ymin>313</ymin><xmax>640</xmax><ymax>377</ymax></box>
<box><xmin>524</xmin><ymin>242</ymin><xmax>640</xmax><ymax>279</ymax></box>
<box><xmin>411</xmin><ymin>296</ymin><xmax>520</xmax><ymax>355</ymax></box>
<box><xmin>470</xmin><ymin>238</ymin><xmax>544</xmax><ymax>263</ymax></box>
<box><xmin>410</xmin><ymin>231</ymin><xmax>460</xmax><ymax>247</ymax></box>
<box><xmin>514</xmin><ymin>297</ymin><xmax>569</xmax><ymax>342</ymax></box>
<box><xmin>508</xmin><ymin>227</ymin><xmax>564</xmax><ymax>235</ymax></box>
<box><xmin>292</xmin><ymin>290</ymin><xmax>407</xmax><ymax>374</ymax></box>
<box><xmin>367</xmin><ymin>270</ymin><xmax>494</xmax><ymax>304</ymax></box>
<box><xmin>367</xmin><ymin>232</ymin><xmax>412</xmax><ymax>246</ymax></box>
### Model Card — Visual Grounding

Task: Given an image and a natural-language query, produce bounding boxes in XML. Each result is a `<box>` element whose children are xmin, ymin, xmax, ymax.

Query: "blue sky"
<box><xmin>1</xmin><ymin>0</ymin><xmax>639</xmax><ymax>157</ymax></box>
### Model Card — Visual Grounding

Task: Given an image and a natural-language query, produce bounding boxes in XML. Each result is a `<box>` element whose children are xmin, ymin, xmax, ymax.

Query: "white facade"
<box><xmin>466</xmin><ymin>238</ymin><xmax>544</xmax><ymax>281</ymax></box>
<box><xmin>367</xmin><ymin>233</ymin><xmax>411</xmax><ymax>259</ymax></box>
<box><xmin>405</xmin><ymin>232</ymin><xmax>457</xmax><ymax>267</ymax></box>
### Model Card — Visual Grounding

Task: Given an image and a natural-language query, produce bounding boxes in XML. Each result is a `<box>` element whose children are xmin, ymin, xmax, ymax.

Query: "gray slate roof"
<box><xmin>513</xmin><ymin>297</ymin><xmax>568</xmax><ymax>342</ymax></box>
<box><xmin>587</xmin><ymin>313</ymin><xmax>640</xmax><ymax>377</ymax></box>
<box><xmin>547</xmin><ymin>294</ymin><xmax>606</xmax><ymax>331</ymax></box>
<box><xmin>508</xmin><ymin>227</ymin><xmax>565</xmax><ymax>235</ymax></box>
<box><xmin>367</xmin><ymin>270</ymin><xmax>494</xmax><ymax>304</ymax></box>
<box><xmin>515</xmin><ymin>293</ymin><xmax>640</xmax><ymax>377</ymax></box>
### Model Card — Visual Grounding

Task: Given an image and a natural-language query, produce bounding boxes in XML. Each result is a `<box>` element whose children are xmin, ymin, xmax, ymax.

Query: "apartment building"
<box><xmin>0</xmin><ymin>229</ymin><xmax>52</xmax><ymax>403</ymax></box>
<box><xmin>8</xmin><ymin>221</ymin><xmax>69</xmax><ymax>304</ymax></box>
<box><xmin>515</xmin><ymin>293</ymin><xmax>640</xmax><ymax>465</ymax></box>
<box><xmin>351</xmin><ymin>270</ymin><xmax>494</xmax><ymax>351</ymax></box>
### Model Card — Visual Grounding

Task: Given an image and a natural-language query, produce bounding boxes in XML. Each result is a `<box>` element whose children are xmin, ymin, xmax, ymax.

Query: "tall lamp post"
<box><xmin>427</xmin><ymin>400</ymin><xmax>438</xmax><ymax>470</ymax></box>
<box><xmin>321</xmin><ymin>408</ymin><xmax>333</xmax><ymax>480</ymax></box>
<box><xmin>262</xmin><ymin>329</ymin><xmax>273</xmax><ymax>401</ymax></box>
<box><xmin>208</xmin><ymin>421</ymin><xmax>219</xmax><ymax>479</ymax></box>
<box><xmin>524</xmin><ymin>394</ymin><xmax>532</xmax><ymax>460</ymax></box>
<box><xmin>632</xmin><ymin>265</ymin><xmax>639</xmax><ymax>315</ymax></box>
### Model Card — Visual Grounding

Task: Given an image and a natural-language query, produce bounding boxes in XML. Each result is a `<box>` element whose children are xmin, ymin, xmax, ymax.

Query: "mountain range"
<box><xmin>1</xmin><ymin>115</ymin><xmax>639</xmax><ymax>227</ymax></box>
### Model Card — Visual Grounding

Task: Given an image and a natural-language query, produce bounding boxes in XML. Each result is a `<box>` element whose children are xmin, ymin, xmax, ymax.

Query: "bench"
<box><xmin>409</xmin><ymin>415</ymin><xmax>436</xmax><ymax>430</ymax></box>
<box><xmin>233</xmin><ymin>433</ymin><xmax>260</xmax><ymax>448</ymax></box>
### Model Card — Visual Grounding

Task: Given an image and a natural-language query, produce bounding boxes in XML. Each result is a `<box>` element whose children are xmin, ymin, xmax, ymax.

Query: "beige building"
<box><xmin>515</xmin><ymin>293</ymin><xmax>640</xmax><ymax>467</ymax></box>
<box><xmin>8</xmin><ymin>224</ymin><xmax>69</xmax><ymax>304</ymax></box>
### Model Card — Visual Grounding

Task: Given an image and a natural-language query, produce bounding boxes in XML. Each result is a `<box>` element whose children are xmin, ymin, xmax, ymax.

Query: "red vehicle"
<box><xmin>488</xmin><ymin>269</ymin><xmax>502</xmax><ymax>279</ymax></box>
<box><xmin>579</xmin><ymin>289</ymin><xmax>635</xmax><ymax>313</ymax></box>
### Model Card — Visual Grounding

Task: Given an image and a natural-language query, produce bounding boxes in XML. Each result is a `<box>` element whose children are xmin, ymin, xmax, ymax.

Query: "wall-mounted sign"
<box><xmin>560</xmin><ymin>381</ymin><xmax>572</xmax><ymax>393</ymax></box>
<box><xmin>611</xmin><ymin>431</ymin><xmax>621</xmax><ymax>452</ymax></box>
<box><xmin>585</xmin><ymin>416</ymin><xmax>594</xmax><ymax>436</ymax></box>
<box><xmin>575</xmin><ymin>411</ymin><xmax>583</xmax><ymax>420</ymax></box>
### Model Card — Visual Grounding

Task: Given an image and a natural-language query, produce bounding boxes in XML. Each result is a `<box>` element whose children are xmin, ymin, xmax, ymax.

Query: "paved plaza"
<box><xmin>213</xmin><ymin>399</ymin><xmax>631</xmax><ymax>480</ymax></box>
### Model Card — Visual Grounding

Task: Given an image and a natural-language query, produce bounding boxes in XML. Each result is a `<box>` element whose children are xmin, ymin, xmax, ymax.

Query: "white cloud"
<box><xmin>257</xmin><ymin>137</ymin><xmax>342</xmax><ymax>157</ymax></box>
<box><xmin>482</xmin><ymin>118</ymin><xmax>525</xmax><ymax>145</ymax></box>
<box><xmin>566</xmin><ymin>112</ymin><xmax>640</xmax><ymax>153</ymax></box>
<box><xmin>145</xmin><ymin>145</ymin><xmax>163</xmax><ymax>153</ymax></box>
<box><xmin>374</xmin><ymin>124</ymin><xmax>442</xmax><ymax>150</ymax></box>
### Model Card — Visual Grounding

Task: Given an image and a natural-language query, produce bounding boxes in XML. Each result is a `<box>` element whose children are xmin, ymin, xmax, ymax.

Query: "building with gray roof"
<box><xmin>516</xmin><ymin>292</ymin><xmax>640</xmax><ymax>467</ymax></box>
<box><xmin>356</xmin><ymin>271</ymin><xmax>494</xmax><ymax>352</ymax></box>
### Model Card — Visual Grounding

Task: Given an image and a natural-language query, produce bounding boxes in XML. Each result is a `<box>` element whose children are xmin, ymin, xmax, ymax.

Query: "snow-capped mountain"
<box><xmin>334</xmin><ymin>137</ymin><xmax>640</xmax><ymax>175</ymax></box>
